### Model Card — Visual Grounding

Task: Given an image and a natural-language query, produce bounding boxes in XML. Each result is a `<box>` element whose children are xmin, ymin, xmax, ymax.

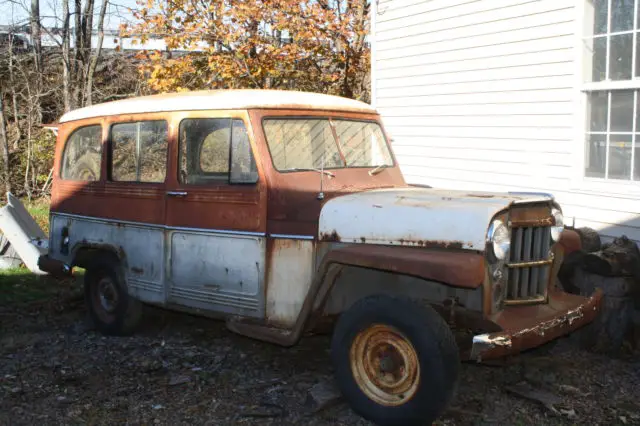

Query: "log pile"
<box><xmin>558</xmin><ymin>229</ymin><xmax>640</xmax><ymax>355</ymax></box>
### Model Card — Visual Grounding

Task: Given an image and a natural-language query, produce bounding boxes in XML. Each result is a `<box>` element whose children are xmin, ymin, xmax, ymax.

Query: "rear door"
<box><xmin>164</xmin><ymin>111</ymin><xmax>267</xmax><ymax>318</ymax></box>
<box><xmin>103</xmin><ymin>116</ymin><xmax>169</xmax><ymax>304</ymax></box>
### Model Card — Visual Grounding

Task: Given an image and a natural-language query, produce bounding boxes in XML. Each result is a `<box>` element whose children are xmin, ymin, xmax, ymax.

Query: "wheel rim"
<box><xmin>93</xmin><ymin>276</ymin><xmax>119</xmax><ymax>322</ymax></box>
<box><xmin>350</xmin><ymin>323</ymin><xmax>420</xmax><ymax>407</ymax></box>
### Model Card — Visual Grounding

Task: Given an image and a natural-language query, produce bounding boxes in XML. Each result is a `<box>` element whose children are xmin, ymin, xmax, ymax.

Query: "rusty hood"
<box><xmin>318</xmin><ymin>187</ymin><xmax>554</xmax><ymax>251</ymax></box>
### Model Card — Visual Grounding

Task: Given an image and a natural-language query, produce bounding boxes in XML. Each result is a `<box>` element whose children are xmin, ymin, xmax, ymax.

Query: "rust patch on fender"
<box><xmin>557</xmin><ymin>228</ymin><xmax>581</xmax><ymax>255</ymax></box>
<box><xmin>320</xmin><ymin>230</ymin><xmax>341</xmax><ymax>242</ymax></box>
<box><xmin>394</xmin><ymin>239</ymin><xmax>465</xmax><ymax>250</ymax></box>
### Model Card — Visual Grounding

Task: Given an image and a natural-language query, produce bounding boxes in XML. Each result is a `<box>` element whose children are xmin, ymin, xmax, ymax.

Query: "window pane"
<box><xmin>139</xmin><ymin>121</ymin><xmax>168</xmax><ymax>183</ymax></box>
<box><xmin>637</xmin><ymin>92</ymin><xmax>640</xmax><ymax>132</ymax></box>
<box><xmin>111</xmin><ymin>121</ymin><xmax>167</xmax><ymax>183</ymax></box>
<box><xmin>230</xmin><ymin>119</ymin><xmax>258</xmax><ymax>183</ymax></box>
<box><xmin>179</xmin><ymin>118</ymin><xmax>231</xmax><ymax>184</ymax></box>
<box><xmin>594</xmin><ymin>0</ymin><xmax>608</xmax><ymax>34</ymax></box>
<box><xmin>263</xmin><ymin>119</ymin><xmax>344</xmax><ymax>171</ymax></box>
<box><xmin>636</xmin><ymin>33</ymin><xmax>640</xmax><ymax>77</ymax></box>
<box><xmin>610</xmin><ymin>33</ymin><xmax>633</xmax><ymax>80</ymax></box>
<box><xmin>635</xmin><ymin>138</ymin><xmax>640</xmax><ymax>180</ymax></box>
<box><xmin>608</xmin><ymin>134</ymin><xmax>632</xmax><ymax>180</ymax></box>
<box><xmin>585</xmin><ymin>134</ymin><xmax>607</xmax><ymax>178</ymax></box>
<box><xmin>592</xmin><ymin>37</ymin><xmax>607</xmax><ymax>82</ymax></box>
<box><xmin>200</xmin><ymin>126</ymin><xmax>230</xmax><ymax>173</ymax></box>
<box><xmin>334</xmin><ymin>120</ymin><xmax>394</xmax><ymax>167</ymax></box>
<box><xmin>62</xmin><ymin>125</ymin><xmax>102</xmax><ymax>181</ymax></box>
<box><xmin>611</xmin><ymin>90</ymin><xmax>634</xmax><ymax>132</ymax></box>
<box><xmin>111</xmin><ymin>123</ymin><xmax>137</xmax><ymax>181</ymax></box>
<box><xmin>611</xmin><ymin>0</ymin><xmax>634</xmax><ymax>32</ymax></box>
<box><xmin>588</xmin><ymin>91</ymin><xmax>608</xmax><ymax>131</ymax></box>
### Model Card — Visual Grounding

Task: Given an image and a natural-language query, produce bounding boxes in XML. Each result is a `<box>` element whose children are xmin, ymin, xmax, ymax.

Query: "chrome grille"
<box><xmin>506</xmin><ymin>226</ymin><xmax>552</xmax><ymax>303</ymax></box>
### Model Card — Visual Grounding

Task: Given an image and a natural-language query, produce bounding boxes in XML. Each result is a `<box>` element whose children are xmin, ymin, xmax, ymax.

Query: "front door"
<box><xmin>164</xmin><ymin>112</ymin><xmax>267</xmax><ymax>318</ymax></box>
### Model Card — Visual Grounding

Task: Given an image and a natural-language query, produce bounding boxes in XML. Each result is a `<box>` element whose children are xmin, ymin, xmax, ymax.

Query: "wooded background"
<box><xmin>0</xmin><ymin>0</ymin><xmax>371</xmax><ymax>199</ymax></box>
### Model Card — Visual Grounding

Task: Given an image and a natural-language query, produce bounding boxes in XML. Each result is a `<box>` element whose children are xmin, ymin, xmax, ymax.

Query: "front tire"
<box><xmin>330</xmin><ymin>295</ymin><xmax>459</xmax><ymax>426</ymax></box>
<box><xmin>84</xmin><ymin>254</ymin><xmax>142</xmax><ymax>336</ymax></box>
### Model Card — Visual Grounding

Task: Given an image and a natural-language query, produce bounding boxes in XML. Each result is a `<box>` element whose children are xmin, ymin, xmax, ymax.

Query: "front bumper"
<box><xmin>469</xmin><ymin>289</ymin><xmax>603</xmax><ymax>361</ymax></box>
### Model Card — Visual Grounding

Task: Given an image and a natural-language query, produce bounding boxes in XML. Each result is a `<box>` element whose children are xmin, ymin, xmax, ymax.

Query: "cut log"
<box><xmin>575</xmin><ymin>227</ymin><xmax>602</xmax><ymax>253</ymax></box>
<box><xmin>572</xmin><ymin>267</ymin><xmax>636</xmax><ymax>354</ymax></box>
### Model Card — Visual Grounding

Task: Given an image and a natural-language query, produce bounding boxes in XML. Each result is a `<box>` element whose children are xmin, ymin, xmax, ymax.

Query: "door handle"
<box><xmin>166</xmin><ymin>191</ymin><xmax>188</xmax><ymax>197</ymax></box>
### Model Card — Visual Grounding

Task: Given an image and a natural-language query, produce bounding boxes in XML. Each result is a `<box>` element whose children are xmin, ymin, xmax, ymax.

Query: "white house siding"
<box><xmin>373</xmin><ymin>0</ymin><xmax>640</xmax><ymax>243</ymax></box>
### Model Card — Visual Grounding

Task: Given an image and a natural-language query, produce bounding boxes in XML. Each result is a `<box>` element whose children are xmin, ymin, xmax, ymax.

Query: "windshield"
<box><xmin>263</xmin><ymin>118</ymin><xmax>394</xmax><ymax>172</ymax></box>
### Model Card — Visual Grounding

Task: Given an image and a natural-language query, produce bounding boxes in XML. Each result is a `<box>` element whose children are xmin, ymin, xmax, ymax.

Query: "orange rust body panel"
<box><xmin>321</xmin><ymin>245</ymin><xmax>485</xmax><ymax>289</ymax></box>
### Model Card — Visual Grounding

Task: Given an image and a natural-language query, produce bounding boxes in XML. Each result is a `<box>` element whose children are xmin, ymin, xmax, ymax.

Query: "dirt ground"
<box><xmin>1</xmin><ymin>272</ymin><xmax>639</xmax><ymax>426</ymax></box>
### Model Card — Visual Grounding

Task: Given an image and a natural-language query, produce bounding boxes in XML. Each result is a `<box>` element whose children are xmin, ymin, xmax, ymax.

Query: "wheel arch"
<box><xmin>287</xmin><ymin>244</ymin><xmax>491</xmax><ymax>345</ymax></box>
<box><xmin>71</xmin><ymin>242</ymin><xmax>127</xmax><ymax>270</ymax></box>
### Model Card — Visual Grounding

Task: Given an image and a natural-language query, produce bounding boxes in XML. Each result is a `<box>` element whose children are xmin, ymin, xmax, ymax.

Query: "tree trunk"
<box><xmin>73</xmin><ymin>0</ymin><xmax>83</xmax><ymax>107</ymax></box>
<box><xmin>30</xmin><ymin>0</ymin><xmax>42</xmax><ymax>75</ymax></box>
<box><xmin>62</xmin><ymin>0</ymin><xmax>72</xmax><ymax>112</ymax></box>
<box><xmin>81</xmin><ymin>0</ymin><xmax>95</xmax><ymax>105</ymax></box>
<box><xmin>8</xmin><ymin>34</ymin><xmax>21</xmax><ymax>147</ymax></box>
<box><xmin>23</xmin><ymin>106</ymin><xmax>32</xmax><ymax>199</ymax></box>
<box><xmin>30</xmin><ymin>0</ymin><xmax>43</xmax><ymax>124</ymax></box>
<box><xmin>0</xmin><ymin>94</ymin><xmax>11</xmax><ymax>194</ymax></box>
<box><xmin>85</xmin><ymin>0</ymin><xmax>108</xmax><ymax>106</ymax></box>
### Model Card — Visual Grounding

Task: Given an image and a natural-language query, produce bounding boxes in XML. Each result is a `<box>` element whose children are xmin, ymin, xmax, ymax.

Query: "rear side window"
<box><xmin>110</xmin><ymin>120</ymin><xmax>168</xmax><ymax>183</ymax></box>
<box><xmin>61</xmin><ymin>125</ymin><xmax>102</xmax><ymax>181</ymax></box>
<box><xmin>179</xmin><ymin>118</ymin><xmax>257</xmax><ymax>184</ymax></box>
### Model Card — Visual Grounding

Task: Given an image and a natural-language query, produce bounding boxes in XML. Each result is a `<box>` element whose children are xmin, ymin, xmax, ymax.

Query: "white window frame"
<box><xmin>573</xmin><ymin>0</ymin><xmax>640</xmax><ymax>196</ymax></box>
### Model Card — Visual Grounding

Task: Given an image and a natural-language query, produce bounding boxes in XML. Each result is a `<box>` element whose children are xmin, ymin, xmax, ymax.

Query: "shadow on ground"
<box><xmin>0</xmin><ymin>270</ymin><xmax>639</xmax><ymax>426</ymax></box>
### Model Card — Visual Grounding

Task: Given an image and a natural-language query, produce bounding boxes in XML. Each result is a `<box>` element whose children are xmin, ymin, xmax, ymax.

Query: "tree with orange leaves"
<box><xmin>123</xmin><ymin>0</ymin><xmax>370</xmax><ymax>101</ymax></box>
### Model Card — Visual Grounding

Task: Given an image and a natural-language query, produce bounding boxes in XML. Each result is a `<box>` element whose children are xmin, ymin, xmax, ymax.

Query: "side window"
<box><xmin>110</xmin><ymin>120</ymin><xmax>168</xmax><ymax>183</ymax></box>
<box><xmin>179</xmin><ymin>118</ymin><xmax>258</xmax><ymax>185</ymax></box>
<box><xmin>61</xmin><ymin>125</ymin><xmax>102</xmax><ymax>181</ymax></box>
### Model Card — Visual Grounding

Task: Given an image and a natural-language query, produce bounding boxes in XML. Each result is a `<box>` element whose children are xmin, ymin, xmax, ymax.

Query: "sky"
<box><xmin>0</xmin><ymin>0</ymin><xmax>140</xmax><ymax>30</ymax></box>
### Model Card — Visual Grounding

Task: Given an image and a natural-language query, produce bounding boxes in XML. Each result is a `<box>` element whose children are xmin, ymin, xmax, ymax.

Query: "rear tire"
<box><xmin>84</xmin><ymin>254</ymin><xmax>142</xmax><ymax>336</ymax></box>
<box><xmin>330</xmin><ymin>295</ymin><xmax>459</xmax><ymax>426</ymax></box>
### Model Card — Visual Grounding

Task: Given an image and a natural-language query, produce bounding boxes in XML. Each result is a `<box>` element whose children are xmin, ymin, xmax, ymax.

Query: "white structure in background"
<box><xmin>0</xmin><ymin>193</ymin><xmax>48</xmax><ymax>274</ymax></box>
<box><xmin>0</xmin><ymin>25</ymin><xmax>206</xmax><ymax>52</ymax></box>
<box><xmin>371</xmin><ymin>0</ymin><xmax>640</xmax><ymax>243</ymax></box>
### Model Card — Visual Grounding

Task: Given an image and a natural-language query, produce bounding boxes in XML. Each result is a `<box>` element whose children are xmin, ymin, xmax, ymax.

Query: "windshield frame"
<box><xmin>260</xmin><ymin>115</ymin><xmax>396</xmax><ymax>174</ymax></box>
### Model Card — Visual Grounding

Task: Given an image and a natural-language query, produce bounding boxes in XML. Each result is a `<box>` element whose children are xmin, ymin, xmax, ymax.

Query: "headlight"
<box><xmin>551</xmin><ymin>208</ymin><xmax>564</xmax><ymax>242</ymax></box>
<box><xmin>488</xmin><ymin>219</ymin><xmax>510</xmax><ymax>260</ymax></box>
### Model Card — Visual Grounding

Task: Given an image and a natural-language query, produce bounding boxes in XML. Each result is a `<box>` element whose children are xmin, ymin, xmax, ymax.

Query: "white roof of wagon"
<box><xmin>59</xmin><ymin>89</ymin><xmax>377</xmax><ymax>123</ymax></box>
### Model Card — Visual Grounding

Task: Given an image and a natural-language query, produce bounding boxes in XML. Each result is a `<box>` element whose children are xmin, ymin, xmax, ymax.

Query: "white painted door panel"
<box><xmin>168</xmin><ymin>230</ymin><xmax>265</xmax><ymax>317</ymax></box>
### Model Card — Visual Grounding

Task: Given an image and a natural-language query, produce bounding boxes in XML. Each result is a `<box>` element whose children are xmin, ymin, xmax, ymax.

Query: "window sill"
<box><xmin>582</xmin><ymin>80</ymin><xmax>640</xmax><ymax>92</ymax></box>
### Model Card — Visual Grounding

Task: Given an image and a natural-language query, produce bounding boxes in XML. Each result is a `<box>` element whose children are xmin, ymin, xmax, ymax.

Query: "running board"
<box><xmin>226</xmin><ymin>316</ymin><xmax>299</xmax><ymax>347</ymax></box>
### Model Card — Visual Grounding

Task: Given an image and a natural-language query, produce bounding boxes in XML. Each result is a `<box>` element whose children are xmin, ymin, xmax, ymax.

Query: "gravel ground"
<box><xmin>1</xmin><ymin>275</ymin><xmax>639</xmax><ymax>426</ymax></box>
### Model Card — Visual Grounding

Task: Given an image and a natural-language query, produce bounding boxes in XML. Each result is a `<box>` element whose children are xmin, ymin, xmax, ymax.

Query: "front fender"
<box><xmin>318</xmin><ymin>244</ymin><xmax>485</xmax><ymax>289</ymax></box>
